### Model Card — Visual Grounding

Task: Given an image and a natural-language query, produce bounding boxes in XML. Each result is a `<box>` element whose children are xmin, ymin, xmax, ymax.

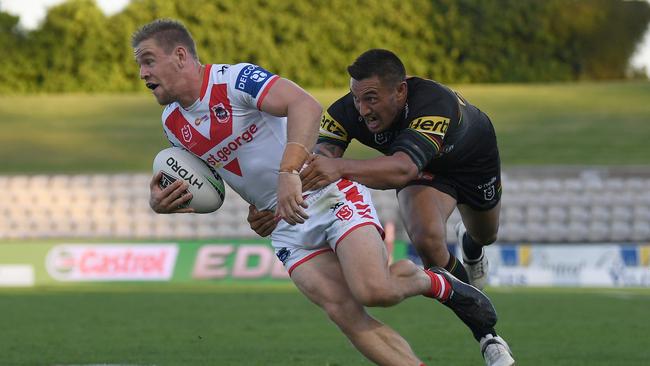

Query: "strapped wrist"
<box><xmin>278</xmin><ymin>170</ymin><xmax>300</xmax><ymax>175</ymax></box>
<box><xmin>279</xmin><ymin>142</ymin><xmax>311</xmax><ymax>172</ymax></box>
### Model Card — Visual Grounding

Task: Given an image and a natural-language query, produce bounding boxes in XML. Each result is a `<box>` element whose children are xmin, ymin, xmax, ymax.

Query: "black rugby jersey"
<box><xmin>318</xmin><ymin>77</ymin><xmax>493</xmax><ymax>173</ymax></box>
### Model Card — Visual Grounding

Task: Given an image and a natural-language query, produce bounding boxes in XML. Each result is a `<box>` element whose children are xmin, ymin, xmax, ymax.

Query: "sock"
<box><xmin>422</xmin><ymin>269</ymin><xmax>452</xmax><ymax>302</ymax></box>
<box><xmin>462</xmin><ymin>232</ymin><xmax>483</xmax><ymax>261</ymax></box>
<box><xmin>474</xmin><ymin>328</ymin><xmax>497</xmax><ymax>342</ymax></box>
<box><xmin>446</xmin><ymin>254</ymin><xmax>470</xmax><ymax>284</ymax></box>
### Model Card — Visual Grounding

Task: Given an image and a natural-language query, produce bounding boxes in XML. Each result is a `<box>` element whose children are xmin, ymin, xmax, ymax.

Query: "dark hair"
<box><xmin>131</xmin><ymin>19</ymin><xmax>198</xmax><ymax>60</ymax></box>
<box><xmin>347</xmin><ymin>49</ymin><xmax>406</xmax><ymax>86</ymax></box>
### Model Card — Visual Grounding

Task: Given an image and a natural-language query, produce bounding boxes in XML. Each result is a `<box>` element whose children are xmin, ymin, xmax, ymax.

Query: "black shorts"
<box><xmin>400</xmin><ymin>115</ymin><xmax>502</xmax><ymax>211</ymax></box>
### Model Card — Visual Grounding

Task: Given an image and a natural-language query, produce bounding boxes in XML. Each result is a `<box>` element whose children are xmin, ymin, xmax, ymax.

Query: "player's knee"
<box><xmin>389</xmin><ymin>259</ymin><xmax>418</xmax><ymax>277</ymax></box>
<box><xmin>352</xmin><ymin>283</ymin><xmax>401</xmax><ymax>307</ymax></box>
<box><xmin>410</xmin><ymin>227</ymin><xmax>446</xmax><ymax>255</ymax></box>
<box><xmin>321</xmin><ymin>300</ymin><xmax>363</xmax><ymax>333</ymax></box>
<box><xmin>410</xmin><ymin>226</ymin><xmax>445</xmax><ymax>248</ymax></box>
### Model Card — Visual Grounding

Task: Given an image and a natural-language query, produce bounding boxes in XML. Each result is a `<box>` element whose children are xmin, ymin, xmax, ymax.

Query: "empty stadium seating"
<box><xmin>1</xmin><ymin>168</ymin><xmax>649</xmax><ymax>243</ymax></box>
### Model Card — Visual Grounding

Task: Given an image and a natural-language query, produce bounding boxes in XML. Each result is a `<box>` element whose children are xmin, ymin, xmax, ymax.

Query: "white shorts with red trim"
<box><xmin>271</xmin><ymin>179</ymin><xmax>384</xmax><ymax>276</ymax></box>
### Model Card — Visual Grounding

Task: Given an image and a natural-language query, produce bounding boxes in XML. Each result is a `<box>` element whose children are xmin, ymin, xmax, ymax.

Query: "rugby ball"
<box><xmin>152</xmin><ymin>147</ymin><xmax>226</xmax><ymax>213</ymax></box>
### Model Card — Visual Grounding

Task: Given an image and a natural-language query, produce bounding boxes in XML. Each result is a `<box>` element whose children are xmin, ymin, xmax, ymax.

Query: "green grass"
<box><xmin>0</xmin><ymin>286</ymin><xmax>648</xmax><ymax>365</ymax></box>
<box><xmin>1</xmin><ymin>81</ymin><xmax>649</xmax><ymax>173</ymax></box>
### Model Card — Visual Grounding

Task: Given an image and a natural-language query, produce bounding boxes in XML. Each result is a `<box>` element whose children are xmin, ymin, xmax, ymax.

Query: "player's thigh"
<box><xmin>335</xmin><ymin>224</ymin><xmax>397</xmax><ymax>302</ymax></box>
<box><xmin>290</xmin><ymin>250</ymin><xmax>367</xmax><ymax>325</ymax></box>
<box><xmin>457</xmin><ymin>200</ymin><xmax>501</xmax><ymax>242</ymax></box>
<box><xmin>397</xmin><ymin>184</ymin><xmax>456</xmax><ymax>243</ymax></box>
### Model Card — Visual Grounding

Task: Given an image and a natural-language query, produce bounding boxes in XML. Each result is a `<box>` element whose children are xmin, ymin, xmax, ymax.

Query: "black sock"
<box><xmin>462</xmin><ymin>232</ymin><xmax>483</xmax><ymax>261</ymax></box>
<box><xmin>472</xmin><ymin>327</ymin><xmax>497</xmax><ymax>342</ymax></box>
<box><xmin>445</xmin><ymin>254</ymin><xmax>470</xmax><ymax>284</ymax></box>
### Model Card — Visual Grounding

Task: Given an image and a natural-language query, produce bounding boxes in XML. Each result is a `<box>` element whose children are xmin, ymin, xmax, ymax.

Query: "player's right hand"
<box><xmin>247</xmin><ymin>205</ymin><xmax>279</xmax><ymax>237</ymax></box>
<box><xmin>149</xmin><ymin>171</ymin><xmax>195</xmax><ymax>214</ymax></box>
<box><xmin>275</xmin><ymin>172</ymin><xmax>309</xmax><ymax>225</ymax></box>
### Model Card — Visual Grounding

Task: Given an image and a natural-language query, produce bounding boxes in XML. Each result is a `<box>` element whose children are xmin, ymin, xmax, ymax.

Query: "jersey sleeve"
<box><xmin>225</xmin><ymin>63</ymin><xmax>280</xmax><ymax>110</ymax></box>
<box><xmin>317</xmin><ymin>99</ymin><xmax>352</xmax><ymax>149</ymax></box>
<box><xmin>390</xmin><ymin>93</ymin><xmax>457</xmax><ymax>171</ymax></box>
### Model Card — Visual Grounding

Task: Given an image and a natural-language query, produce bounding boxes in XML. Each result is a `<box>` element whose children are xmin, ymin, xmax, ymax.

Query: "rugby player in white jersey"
<box><xmin>133</xmin><ymin>19</ymin><xmax>498</xmax><ymax>366</ymax></box>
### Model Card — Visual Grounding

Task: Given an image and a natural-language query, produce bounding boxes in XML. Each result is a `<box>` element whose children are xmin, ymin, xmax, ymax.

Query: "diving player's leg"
<box><xmin>335</xmin><ymin>224</ymin><xmax>497</xmax><ymax>333</ymax></box>
<box><xmin>457</xmin><ymin>200</ymin><xmax>501</xmax><ymax>290</ymax></box>
<box><xmin>334</xmin><ymin>224</ymin><xmax>436</xmax><ymax>306</ymax></box>
<box><xmin>397</xmin><ymin>184</ymin><xmax>470</xmax><ymax>283</ymax></box>
<box><xmin>289</xmin><ymin>250</ymin><xmax>425</xmax><ymax>366</ymax></box>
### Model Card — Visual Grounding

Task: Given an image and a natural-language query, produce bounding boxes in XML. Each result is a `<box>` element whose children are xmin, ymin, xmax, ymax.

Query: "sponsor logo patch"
<box><xmin>478</xmin><ymin>176</ymin><xmax>498</xmax><ymax>201</ymax></box>
<box><xmin>181</xmin><ymin>124</ymin><xmax>193</xmax><ymax>142</ymax></box>
<box><xmin>374</xmin><ymin>131</ymin><xmax>393</xmax><ymax>145</ymax></box>
<box><xmin>205</xmin><ymin>124</ymin><xmax>259</xmax><ymax>167</ymax></box>
<box><xmin>211</xmin><ymin>103</ymin><xmax>231</xmax><ymax>124</ymax></box>
<box><xmin>235</xmin><ymin>64</ymin><xmax>274</xmax><ymax>97</ymax></box>
<box><xmin>319</xmin><ymin>112</ymin><xmax>348</xmax><ymax>142</ymax></box>
<box><xmin>408</xmin><ymin>116</ymin><xmax>450</xmax><ymax>136</ymax></box>
<box><xmin>194</xmin><ymin>115</ymin><xmax>209</xmax><ymax>126</ymax></box>
<box><xmin>276</xmin><ymin>248</ymin><xmax>291</xmax><ymax>265</ymax></box>
<box><xmin>335</xmin><ymin>205</ymin><xmax>353</xmax><ymax>221</ymax></box>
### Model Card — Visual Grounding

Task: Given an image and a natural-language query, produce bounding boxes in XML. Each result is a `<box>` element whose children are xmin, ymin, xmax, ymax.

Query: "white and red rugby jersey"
<box><xmin>161</xmin><ymin>63</ymin><xmax>286</xmax><ymax>211</ymax></box>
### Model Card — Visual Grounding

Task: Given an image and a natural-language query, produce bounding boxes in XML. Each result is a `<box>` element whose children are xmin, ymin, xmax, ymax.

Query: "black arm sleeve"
<box><xmin>389</xmin><ymin>129</ymin><xmax>438</xmax><ymax>171</ymax></box>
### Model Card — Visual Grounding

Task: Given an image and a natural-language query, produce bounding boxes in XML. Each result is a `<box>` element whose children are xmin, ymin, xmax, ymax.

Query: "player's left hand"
<box><xmin>247</xmin><ymin>205</ymin><xmax>279</xmax><ymax>237</ymax></box>
<box><xmin>275</xmin><ymin>172</ymin><xmax>309</xmax><ymax>225</ymax></box>
<box><xmin>300</xmin><ymin>155</ymin><xmax>342</xmax><ymax>191</ymax></box>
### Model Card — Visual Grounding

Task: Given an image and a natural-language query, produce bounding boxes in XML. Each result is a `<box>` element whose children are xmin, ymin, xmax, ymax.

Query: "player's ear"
<box><xmin>175</xmin><ymin>46</ymin><xmax>187</xmax><ymax>68</ymax></box>
<box><xmin>396</xmin><ymin>80</ymin><xmax>407</xmax><ymax>102</ymax></box>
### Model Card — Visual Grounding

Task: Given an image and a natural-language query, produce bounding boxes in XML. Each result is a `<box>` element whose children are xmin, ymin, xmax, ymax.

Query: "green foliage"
<box><xmin>0</xmin><ymin>0</ymin><xmax>648</xmax><ymax>92</ymax></box>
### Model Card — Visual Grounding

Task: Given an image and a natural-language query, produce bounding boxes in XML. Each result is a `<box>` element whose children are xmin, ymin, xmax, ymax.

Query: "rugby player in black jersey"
<box><xmin>248</xmin><ymin>49</ymin><xmax>515</xmax><ymax>366</ymax></box>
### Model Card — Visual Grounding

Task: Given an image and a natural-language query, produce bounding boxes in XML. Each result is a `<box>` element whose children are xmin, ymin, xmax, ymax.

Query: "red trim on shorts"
<box><xmin>287</xmin><ymin>248</ymin><xmax>332</xmax><ymax>276</ymax></box>
<box><xmin>199</xmin><ymin>64</ymin><xmax>212</xmax><ymax>99</ymax></box>
<box><xmin>334</xmin><ymin>222</ymin><xmax>385</xmax><ymax>251</ymax></box>
<box><xmin>256</xmin><ymin>75</ymin><xmax>280</xmax><ymax>109</ymax></box>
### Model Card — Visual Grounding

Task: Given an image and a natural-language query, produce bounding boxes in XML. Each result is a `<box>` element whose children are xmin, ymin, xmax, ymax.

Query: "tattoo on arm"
<box><xmin>313</xmin><ymin>142</ymin><xmax>344</xmax><ymax>158</ymax></box>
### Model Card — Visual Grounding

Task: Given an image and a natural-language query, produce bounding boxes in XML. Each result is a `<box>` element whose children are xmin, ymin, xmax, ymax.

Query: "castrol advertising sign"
<box><xmin>46</xmin><ymin>244</ymin><xmax>178</xmax><ymax>281</ymax></box>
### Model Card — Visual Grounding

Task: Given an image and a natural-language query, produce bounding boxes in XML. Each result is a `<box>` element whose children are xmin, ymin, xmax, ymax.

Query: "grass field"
<box><xmin>1</xmin><ymin>285</ymin><xmax>649</xmax><ymax>365</ymax></box>
<box><xmin>1</xmin><ymin>81</ymin><xmax>649</xmax><ymax>174</ymax></box>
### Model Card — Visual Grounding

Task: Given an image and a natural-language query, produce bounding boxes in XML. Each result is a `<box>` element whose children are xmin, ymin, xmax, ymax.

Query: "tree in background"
<box><xmin>0</xmin><ymin>0</ymin><xmax>648</xmax><ymax>93</ymax></box>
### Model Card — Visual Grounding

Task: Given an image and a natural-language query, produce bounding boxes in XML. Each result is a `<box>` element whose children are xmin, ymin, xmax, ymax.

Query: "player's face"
<box><xmin>350</xmin><ymin>76</ymin><xmax>407</xmax><ymax>133</ymax></box>
<box><xmin>134</xmin><ymin>39</ymin><xmax>181</xmax><ymax>105</ymax></box>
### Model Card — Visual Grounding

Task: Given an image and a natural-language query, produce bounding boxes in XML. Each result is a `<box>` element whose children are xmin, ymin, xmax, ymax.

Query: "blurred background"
<box><xmin>1</xmin><ymin>1</ymin><xmax>649</xmax><ymax>365</ymax></box>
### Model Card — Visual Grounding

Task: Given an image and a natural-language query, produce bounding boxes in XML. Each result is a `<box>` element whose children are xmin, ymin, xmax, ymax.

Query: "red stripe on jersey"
<box><xmin>336</xmin><ymin>179</ymin><xmax>353</xmax><ymax>191</ymax></box>
<box><xmin>287</xmin><ymin>248</ymin><xmax>332</xmax><ymax>276</ymax></box>
<box><xmin>199</xmin><ymin>64</ymin><xmax>213</xmax><ymax>100</ymax></box>
<box><xmin>256</xmin><ymin>75</ymin><xmax>280</xmax><ymax>110</ymax></box>
<box><xmin>164</xmin><ymin>82</ymin><xmax>234</xmax><ymax>157</ymax></box>
<box><xmin>343</xmin><ymin>186</ymin><xmax>364</xmax><ymax>204</ymax></box>
<box><xmin>164</xmin><ymin>108</ymin><xmax>208</xmax><ymax>155</ymax></box>
<box><xmin>209</xmin><ymin>83</ymin><xmax>234</xmax><ymax>146</ymax></box>
<box><xmin>223</xmin><ymin>159</ymin><xmax>242</xmax><ymax>176</ymax></box>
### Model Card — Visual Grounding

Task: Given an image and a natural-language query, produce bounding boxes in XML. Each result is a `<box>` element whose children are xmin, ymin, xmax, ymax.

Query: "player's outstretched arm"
<box><xmin>302</xmin><ymin>151</ymin><xmax>419</xmax><ymax>191</ymax></box>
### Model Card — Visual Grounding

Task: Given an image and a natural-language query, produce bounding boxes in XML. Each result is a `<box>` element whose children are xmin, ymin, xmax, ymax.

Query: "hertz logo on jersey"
<box><xmin>408</xmin><ymin>116</ymin><xmax>450</xmax><ymax>137</ymax></box>
<box><xmin>319</xmin><ymin>112</ymin><xmax>348</xmax><ymax>142</ymax></box>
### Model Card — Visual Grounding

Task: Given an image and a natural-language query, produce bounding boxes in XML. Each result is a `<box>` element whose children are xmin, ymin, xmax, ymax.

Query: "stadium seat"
<box><xmin>2</xmin><ymin>170</ymin><xmax>650</xmax><ymax>243</ymax></box>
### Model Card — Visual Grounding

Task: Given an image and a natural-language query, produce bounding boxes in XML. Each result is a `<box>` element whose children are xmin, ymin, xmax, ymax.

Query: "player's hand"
<box><xmin>149</xmin><ymin>171</ymin><xmax>195</xmax><ymax>214</ymax></box>
<box><xmin>247</xmin><ymin>205</ymin><xmax>279</xmax><ymax>237</ymax></box>
<box><xmin>300</xmin><ymin>155</ymin><xmax>342</xmax><ymax>191</ymax></box>
<box><xmin>275</xmin><ymin>172</ymin><xmax>308</xmax><ymax>225</ymax></box>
